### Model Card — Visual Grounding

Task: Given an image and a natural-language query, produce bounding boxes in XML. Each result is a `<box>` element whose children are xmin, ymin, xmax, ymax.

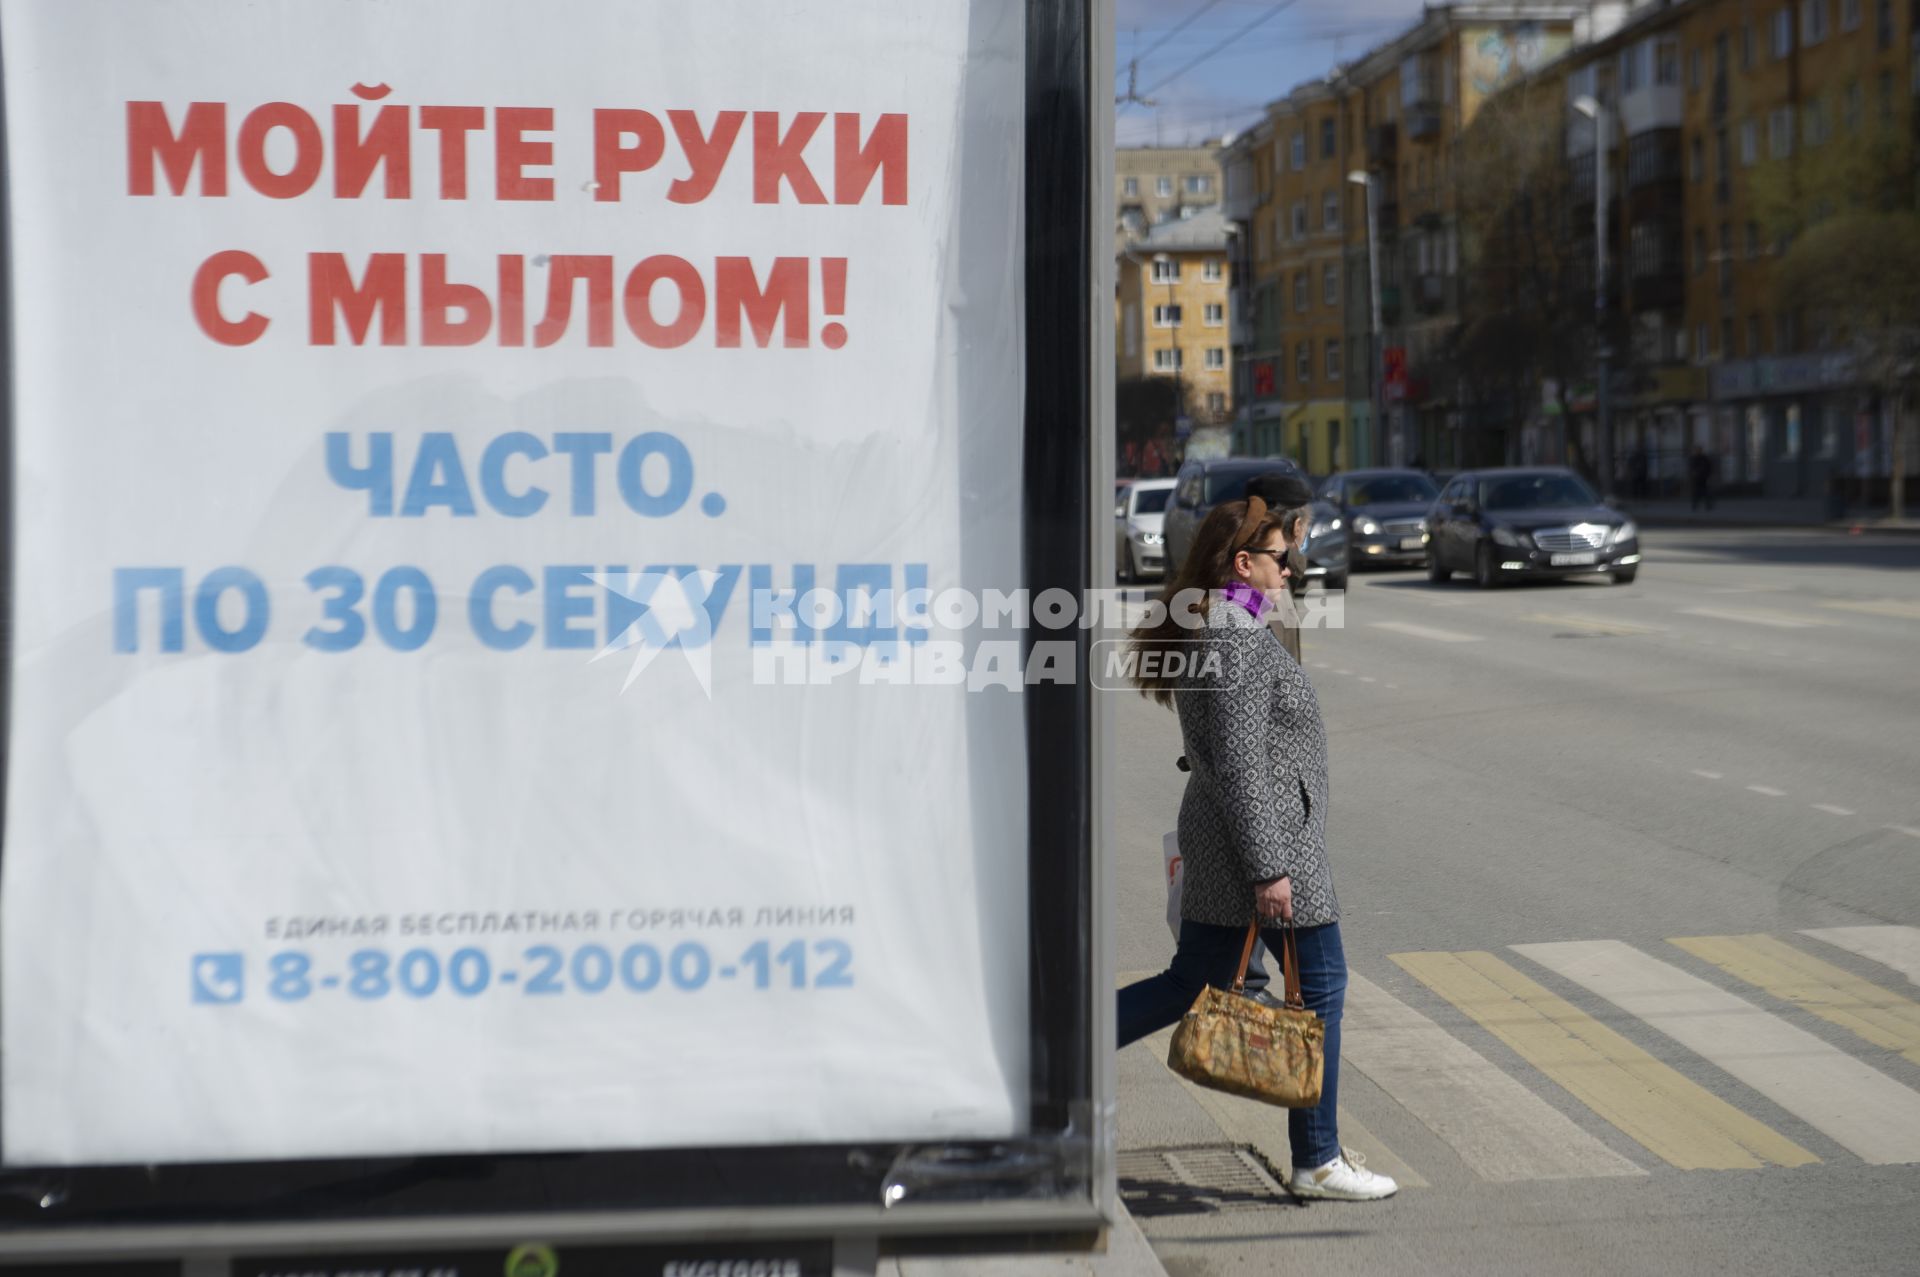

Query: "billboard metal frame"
<box><xmin>0</xmin><ymin>0</ymin><xmax>1114</xmax><ymax>1265</ymax></box>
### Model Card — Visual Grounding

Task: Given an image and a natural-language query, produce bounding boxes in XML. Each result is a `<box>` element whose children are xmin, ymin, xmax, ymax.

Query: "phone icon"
<box><xmin>191</xmin><ymin>953</ymin><xmax>244</xmax><ymax>1004</ymax></box>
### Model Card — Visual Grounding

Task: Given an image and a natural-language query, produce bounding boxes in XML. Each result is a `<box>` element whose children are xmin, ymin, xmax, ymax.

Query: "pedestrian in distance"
<box><xmin>1117</xmin><ymin>496</ymin><xmax>1397</xmax><ymax>1202</ymax></box>
<box><xmin>1688</xmin><ymin>444</ymin><xmax>1715</xmax><ymax>512</ymax></box>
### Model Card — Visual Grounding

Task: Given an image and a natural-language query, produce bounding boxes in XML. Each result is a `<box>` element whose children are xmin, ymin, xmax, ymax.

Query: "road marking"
<box><xmin>1813</xmin><ymin>804</ymin><xmax>1856</xmax><ymax>817</ymax></box>
<box><xmin>1392</xmin><ymin>950</ymin><xmax>1814</xmax><ymax>1170</ymax></box>
<box><xmin>1369</xmin><ymin>621</ymin><xmax>1482</xmax><ymax>644</ymax></box>
<box><xmin>1893</xmin><ymin>826</ymin><xmax>1920</xmax><ymax>840</ymax></box>
<box><xmin>1803</xmin><ymin>927</ymin><xmax>1920</xmax><ymax>988</ymax></box>
<box><xmin>1142</xmin><ymin>1024</ymin><xmax>1429</xmax><ymax>1189</ymax></box>
<box><xmin>1681</xmin><ymin>606</ymin><xmax>1834</xmax><ymax>630</ymax></box>
<box><xmin>1334</xmin><ymin>668</ymin><xmax>1353</xmax><ymax>675</ymax></box>
<box><xmin>1519</xmin><ymin>613</ymin><xmax>1662</xmax><ymax>637</ymax></box>
<box><xmin>1671</xmin><ymin>934</ymin><xmax>1920</xmax><ymax>1068</ymax></box>
<box><xmin>1746</xmin><ymin>785</ymin><xmax>1787</xmax><ymax>797</ymax></box>
<box><xmin>1339</xmin><ymin>973</ymin><xmax>1645</xmax><ymax>1181</ymax></box>
<box><xmin>1385</xmin><ymin>683</ymin><xmax>1400</xmax><ymax>690</ymax></box>
<box><xmin>1691</xmin><ymin>770</ymin><xmax>1724</xmax><ymax>780</ymax></box>
<box><xmin>1818</xmin><ymin>598</ymin><xmax>1920</xmax><ymax>621</ymax></box>
<box><xmin>1513</xmin><ymin>939</ymin><xmax>1920</xmax><ymax>1165</ymax></box>
<box><xmin>1707</xmin><ymin>585</ymin><xmax>1790</xmax><ymax>594</ymax></box>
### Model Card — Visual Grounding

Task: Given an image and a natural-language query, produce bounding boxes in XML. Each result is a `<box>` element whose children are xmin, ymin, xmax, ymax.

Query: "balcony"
<box><xmin>1380</xmin><ymin>284</ymin><xmax>1402</xmax><ymax>324</ymax></box>
<box><xmin>1628</xmin><ymin>271</ymin><xmax>1685</xmax><ymax>312</ymax></box>
<box><xmin>1619</xmin><ymin>85</ymin><xmax>1683</xmax><ymax>137</ymax></box>
<box><xmin>1368</xmin><ymin>123</ymin><xmax>1398</xmax><ymax>159</ymax></box>
<box><xmin>1406</xmin><ymin>102</ymin><xmax>1443</xmax><ymax>142</ymax></box>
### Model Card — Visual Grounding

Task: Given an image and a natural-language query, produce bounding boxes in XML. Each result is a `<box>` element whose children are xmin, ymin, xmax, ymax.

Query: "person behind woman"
<box><xmin>1117</xmin><ymin>496</ymin><xmax>1395</xmax><ymax>1202</ymax></box>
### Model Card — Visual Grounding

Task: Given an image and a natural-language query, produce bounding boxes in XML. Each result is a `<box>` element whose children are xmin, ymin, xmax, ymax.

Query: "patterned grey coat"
<box><xmin>1172</xmin><ymin>599</ymin><xmax>1340</xmax><ymax>928</ymax></box>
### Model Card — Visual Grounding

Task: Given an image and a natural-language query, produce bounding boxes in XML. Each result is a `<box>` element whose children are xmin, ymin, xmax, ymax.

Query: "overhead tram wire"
<box><xmin>1138</xmin><ymin>0</ymin><xmax>1304</xmax><ymax>100</ymax></box>
<box><xmin>1115</xmin><ymin>0</ymin><xmax>1230</xmax><ymax>77</ymax></box>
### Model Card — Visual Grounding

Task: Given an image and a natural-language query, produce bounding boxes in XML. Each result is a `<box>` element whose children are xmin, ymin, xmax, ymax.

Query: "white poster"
<box><xmin>1</xmin><ymin>0</ymin><xmax>1030</xmax><ymax>1165</ymax></box>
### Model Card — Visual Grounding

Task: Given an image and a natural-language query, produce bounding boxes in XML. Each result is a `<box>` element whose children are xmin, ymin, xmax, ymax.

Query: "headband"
<box><xmin>1230</xmin><ymin>495</ymin><xmax>1270</xmax><ymax>553</ymax></box>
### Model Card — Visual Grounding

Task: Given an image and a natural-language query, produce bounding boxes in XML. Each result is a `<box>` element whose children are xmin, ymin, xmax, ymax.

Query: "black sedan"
<box><xmin>1425</xmin><ymin>468</ymin><xmax>1641</xmax><ymax>588</ymax></box>
<box><xmin>1314</xmin><ymin>468</ymin><xmax>1441</xmax><ymax>569</ymax></box>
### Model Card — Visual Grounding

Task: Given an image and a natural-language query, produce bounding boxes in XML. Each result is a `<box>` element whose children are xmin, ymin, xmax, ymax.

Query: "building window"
<box><xmin>1772</xmin><ymin>8</ymin><xmax>1793</xmax><ymax>56</ymax></box>
<box><xmin>1156</xmin><ymin>176</ymin><xmax>1173</xmax><ymax>197</ymax></box>
<box><xmin>1804</xmin><ymin>98</ymin><xmax>1830</xmax><ymax>147</ymax></box>
<box><xmin>1769</xmin><ymin>107</ymin><xmax>1794</xmax><ymax>158</ymax></box>
<box><xmin>1696</xmin><ymin>323</ymin><xmax>1711</xmax><ymax>361</ymax></box>
<box><xmin>1325</xmin><ymin>339</ymin><xmax>1342</xmax><ymax>381</ymax></box>
<box><xmin>1203</xmin><ymin>259</ymin><xmax>1224</xmax><ymax>281</ymax></box>
<box><xmin>1801</xmin><ymin>0</ymin><xmax>1829</xmax><ymax>43</ymax></box>
<box><xmin>1775</xmin><ymin>311</ymin><xmax>1796</xmax><ymax>352</ymax></box>
<box><xmin>1204</xmin><ymin>347</ymin><xmax>1226</xmax><ymax>370</ymax></box>
<box><xmin>1845</xmin><ymin>80</ymin><xmax>1864</xmax><ymax>131</ymax></box>
<box><xmin>1882</xmin><ymin>71</ymin><xmax>1896</xmax><ymax>122</ymax></box>
<box><xmin>1123</xmin><ymin>177</ymin><xmax>1139</xmax><ymax>197</ymax></box>
<box><xmin>1748</xmin><ymin>314</ymin><xmax>1764</xmax><ymax>354</ymax></box>
<box><xmin>1151</xmin><ymin>259</ymin><xmax>1180</xmax><ymax>283</ymax></box>
<box><xmin>1691</xmin><ymin>228</ymin><xmax>1706</xmax><ymax>274</ymax></box>
<box><xmin>1324</xmin><ymin>264</ymin><xmax>1339</xmax><ymax>305</ymax></box>
<box><xmin>1291</xmin><ymin>132</ymin><xmax>1307</xmax><ymax>169</ymax></box>
<box><xmin>1688</xmin><ymin>48</ymin><xmax>1704</xmax><ymax>90</ymax></box>
<box><xmin>1185</xmin><ymin>175</ymin><xmax>1213</xmax><ymax>195</ymax></box>
<box><xmin>1320</xmin><ymin>118</ymin><xmax>1337</xmax><ymax>158</ymax></box>
<box><xmin>1323</xmin><ymin>192</ymin><xmax>1341</xmax><ymax>231</ymax></box>
<box><xmin>1842</xmin><ymin>0</ymin><xmax>1862</xmax><ymax>29</ymax></box>
<box><xmin>1742</xmin><ymin>22</ymin><xmax>1757</xmax><ymax>67</ymax></box>
<box><xmin>1153</xmin><ymin>348</ymin><xmax>1183</xmax><ymax>371</ymax></box>
<box><xmin>1740</xmin><ymin>119</ymin><xmax>1759</xmax><ymax>165</ymax></box>
<box><xmin>1656</xmin><ymin>35</ymin><xmax>1681</xmax><ymax>84</ymax></box>
<box><xmin>1293</xmin><ymin>271</ymin><xmax>1309</xmax><ymax>312</ymax></box>
<box><xmin>1295</xmin><ymin>341</ymin><xmax>1312</xmax><ymax>382</ymax></box>
<box><xmin>1153</xmin><ymin>304</ymin><xmax>1183</xmax><ymax>327</ymax></box>
<box><xmin>1690</xmin><ymin>136</ymin><xmax>1705</xmax><ymax>181</ymax></box>
<box><xmin>1718</xmin><ymin>223</ymin><xmax>1733</xmax><ymax>296</ymax></box>
<box><xmin>1746</xmin><ymin>221</ymin><xmax>1761</xmax><ymax>257</ymax></box>
<box><xmin>1877</xmin><ymin>0</ymin><xmax>1893</xmax><ymax>46</ymax></box>
<box><xmin>1204</xmin><ymin>302</ymin><xmax>1225</xmax><ymax>325</ymax></box>
<box><xmin>1722</xmin><ymin>317</ymin><xmax>1737</xmax><ymax>357</ymax></box>
<box><xmin>1207</xmin><ymin>391</ymin><xmax>1227</xmax><ymax>414</ymax></box>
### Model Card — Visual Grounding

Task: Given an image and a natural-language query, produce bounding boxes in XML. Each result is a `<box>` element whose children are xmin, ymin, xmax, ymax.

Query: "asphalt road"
<box><xmin>1111</xmin><ymin>527</ymin><xmax>1920</xmax><ymax>1277</ymax></box>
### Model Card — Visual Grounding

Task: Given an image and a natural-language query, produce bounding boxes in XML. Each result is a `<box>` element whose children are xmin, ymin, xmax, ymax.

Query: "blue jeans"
<box><xmin>1118</xmin><ymin>919</ymin><xmax>1347</xmax><ymax>1172</ymax></box>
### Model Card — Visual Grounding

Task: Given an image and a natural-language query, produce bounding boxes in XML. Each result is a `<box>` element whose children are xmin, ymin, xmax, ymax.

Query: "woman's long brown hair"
<box><xmin>1129</xmin><ymin>497</ymin><xmax>1287</xmax><ymax>706</ymax></box>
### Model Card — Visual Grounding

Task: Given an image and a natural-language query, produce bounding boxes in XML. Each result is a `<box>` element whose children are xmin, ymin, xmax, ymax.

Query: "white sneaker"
<box><xmin>1289</xmin><ymin>1148</ymin><xmax>1398</xmax><ymax>1201</ymax></box>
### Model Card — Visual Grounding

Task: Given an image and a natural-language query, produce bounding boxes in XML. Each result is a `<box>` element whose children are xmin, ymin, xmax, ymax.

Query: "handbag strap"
<box><xmin>1231</xmin><ymin>917</ymin><xmax>1308</xmax><ymax>1011</ymax></box>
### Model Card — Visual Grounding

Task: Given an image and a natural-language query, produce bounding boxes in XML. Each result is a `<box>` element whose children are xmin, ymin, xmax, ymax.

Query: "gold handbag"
<box><xmin>1166</xmin><ymin>920</ymin><xmax>1325</xmax><ymax>1108</ymax></box>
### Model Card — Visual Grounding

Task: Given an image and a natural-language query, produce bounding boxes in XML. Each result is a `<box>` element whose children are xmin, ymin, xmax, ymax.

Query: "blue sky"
<box><xmin>1114</xmin><ymin>0</ymin><xmax>1432</xmax><ymax>148</ymax></box>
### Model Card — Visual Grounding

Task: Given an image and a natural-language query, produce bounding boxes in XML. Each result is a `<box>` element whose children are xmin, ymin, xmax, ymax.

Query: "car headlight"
<box><xmin>1138</xmin><ymin>532</ymin><xmax>1164</xmax><ymax>546</ymax></box>
<box><xmin>1355</xmin><ymin>517</ymin><xmax>1380</xmax><ymax>535</ymax></box>
<box><xmin>1612</xmin><ymin>520</ymin><xmax>1638</xmax><ymax>543</ymax></box>
<box><xmin>1490</xmin><ymin>524</ymin><xmax>1524</xmax><ymax>547</ymax></box>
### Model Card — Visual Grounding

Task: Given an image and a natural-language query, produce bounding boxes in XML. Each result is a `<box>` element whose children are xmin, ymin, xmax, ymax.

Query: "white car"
<box><xmin>1116</xmin><ymin>478</ymin><xmax>1177</xmax><ymax>582</ymax></box>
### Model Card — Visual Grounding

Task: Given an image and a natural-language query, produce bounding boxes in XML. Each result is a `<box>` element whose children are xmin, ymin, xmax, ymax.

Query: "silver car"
<box><xmin>1115</xmin><ymin>478</ymin><xmax>1176</xmax><ymax>582</ymax></box>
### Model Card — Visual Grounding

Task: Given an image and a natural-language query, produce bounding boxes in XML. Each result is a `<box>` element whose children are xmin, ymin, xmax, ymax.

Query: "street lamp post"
<box><xmin>1573</xmin><ymin>95</ymin><xmax>1614</xmax><ymax>495</ymax></box>
<box><xmin>1348</xmin><ymin>170</ymin><xmax>1385</xmax><ymax>469</ymax></box>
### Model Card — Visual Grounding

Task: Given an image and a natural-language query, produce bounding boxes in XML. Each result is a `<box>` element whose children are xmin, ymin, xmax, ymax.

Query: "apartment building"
<box><xmin>1117</xmin><ymin>208</ymin><xmax>1236</xmax><ymax>425</ymax></box>
<box><xmin>1221</xmin><ymin>5</ymin><xmax>1583</xmax><ymax>472</ymax></box>
<box><xmin>1116</xmin><ymin>145</ymin><xmax>1224</xmax><ymax>252</ymax></box>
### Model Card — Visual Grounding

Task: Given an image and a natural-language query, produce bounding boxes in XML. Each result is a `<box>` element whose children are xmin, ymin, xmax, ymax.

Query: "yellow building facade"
<box><xmin>1117</xmin><ymin>207</ymin><xmax>1235</xmax><ymax>425</ymax></box>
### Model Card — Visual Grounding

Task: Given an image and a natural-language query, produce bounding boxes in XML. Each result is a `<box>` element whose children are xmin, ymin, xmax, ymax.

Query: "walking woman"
<box><xmin>1117</xmin><ymin>496</ymin><xmax>1396</xmax><ymax>1201</ymax></box>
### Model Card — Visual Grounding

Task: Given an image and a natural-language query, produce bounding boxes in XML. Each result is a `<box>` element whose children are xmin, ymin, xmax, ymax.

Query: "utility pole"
<box><xmin>1349</xmin><ymin>170</ymin><xmax>1385</xmax><ymax>469</ymax></box>
<box><xmin>1574</xmin><ymin>95</ymin><xmax>1614</xmax><ymax>494</ymax></box>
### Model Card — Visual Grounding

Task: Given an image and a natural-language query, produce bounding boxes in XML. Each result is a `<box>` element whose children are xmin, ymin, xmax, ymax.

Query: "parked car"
<box><xmin>1425</xmin><ymin>467</ymin><xmax>1641</xmax><ymax>588</ymax></box>
<box><xmin>1115</xmin><ymin>478</ymin><xmax>1176</xmax><ymax>581</ymax></box>
<box><xmin>1162</xmin><ymin>457</ymin><xmax>1348</xmax><ymax>591</ymax></box>
<box><xmin>1314</xmin><ymin>468</ymin><xmax>1441</xmax><ymax>569</ymax></box>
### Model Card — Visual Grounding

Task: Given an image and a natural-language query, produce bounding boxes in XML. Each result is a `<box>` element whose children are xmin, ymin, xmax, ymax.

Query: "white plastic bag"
<box><xmin>1163</xmin><ymin>830</ymin><xmax>1183</xmax><ymax>940</ymax></box>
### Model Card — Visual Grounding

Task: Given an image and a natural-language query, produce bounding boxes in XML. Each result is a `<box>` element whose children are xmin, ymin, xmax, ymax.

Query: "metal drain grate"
<box><xmin>1116</xmin><ymin>1144</ymin><xmax>1291</xmax><ymax>1218</ymax></box>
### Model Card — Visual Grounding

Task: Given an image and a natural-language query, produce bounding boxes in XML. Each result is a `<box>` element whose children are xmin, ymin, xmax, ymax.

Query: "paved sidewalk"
<box><xmin>880</xmin><ymin>1203</ymin><xmax>1169</xmax><ymax>1276</ymax></box>
<box><xmin>1625</xmin><ymin>496</ymin><xmax>1920</xmax><ymax>534</ymax></box>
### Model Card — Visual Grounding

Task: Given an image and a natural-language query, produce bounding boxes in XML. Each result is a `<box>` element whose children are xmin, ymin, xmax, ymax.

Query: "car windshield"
<box><xmin>1206</xmin><ymin>468</ymin><xmax>1297</xmax><ymax>504</ymax></box>
<box><xmin>1132</xmin><ymin>487</ymin><xmax>1172</xmax><ymax>514</ymax></box>
<box><xmin>1481</xmin><ymin>474</ymin><xmax>1600</xmax><ymax>510</ymax></box>
<box><xmin>1347</xmin><ymin>475</ymin><xmax>1438</xmax><ymax>505</ymax></box>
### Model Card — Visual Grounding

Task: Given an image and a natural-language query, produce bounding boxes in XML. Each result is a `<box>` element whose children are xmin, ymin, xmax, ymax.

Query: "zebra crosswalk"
<box><xmin>1130</xmin><ymin>925</ymin><xmax>1920</xmax><ymax>1186</ymax></box>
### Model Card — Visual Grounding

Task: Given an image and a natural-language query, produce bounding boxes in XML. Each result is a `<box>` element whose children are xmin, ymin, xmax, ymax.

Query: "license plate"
<box><xmin>1550</xmin><ymin>551</ymin><xmax>1597</xmax><ymax>566</ymax></box>
<box><xmin>1400</xmin><ymin>536</ymin><xmax>1426</xmax><ymax>550</ymax></box>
